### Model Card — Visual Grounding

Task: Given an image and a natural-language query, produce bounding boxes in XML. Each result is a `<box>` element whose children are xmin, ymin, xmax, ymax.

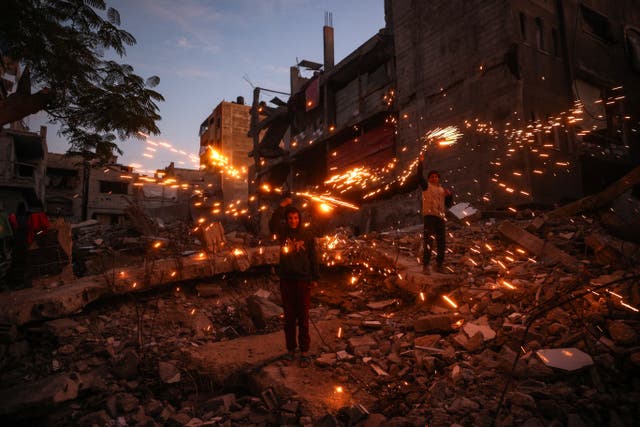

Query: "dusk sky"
<box><xmin>30</xmin><ymin>0</ymin><xmax>385</xmax><ymax>174</ymax></box>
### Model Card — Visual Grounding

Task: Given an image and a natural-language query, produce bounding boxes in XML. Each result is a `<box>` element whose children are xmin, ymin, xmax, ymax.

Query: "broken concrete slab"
<box><xmin>246</xmin><ymin>294</ymin><xmax>283</xmax><ymax>330</ymax></box>
<box><xmin>158</xmin><ymin>360</ymin><xmax>181</xmax><ymax>384</ymax></box>
<box><xmin>413</xmin><ymin>334</ymin><xmax>441</xmax><ymax>348</ymax></box>
<box><xmin>463</xmin><ymin>321</ymin><xmax>496</xmax><ymax>341</ymax></box>
<box><xmin>0</xmin><ymin>277</ymin><xmax>108</xmax><ymax>325</ymax></box>
<box><xmin>0</xmin><ymin>373</ymin><xmax>80</xmax><ymax>416</ymax></box>
<box><xmin>348</xmin><ymin>335</ymin><xmax>378</xmax><ymax>355</ymax></box>
<box><xmin>0</xmin><ymin>245</ymin><xmax>283</xmax><ymax>325</ymax></box>
<box><xmin>497</xmin><ymin>221</ymin><xmax>581</xmax><ymax>271</ymax></box>
<box><xmin>184</xmin><ymin>319</ymin><xmax>342</xmax><ymax>386</ymax></box>
<box><xmin>44</xmin><ymin>318</ymin><xmax>81</xmax><ymax>338</ymax></box>
<box><xmin>414</xmin><ymin>314</ymin><xmax>456</xmax><ymax>334</ymax></box>
<box><xmin>535</xmin><ymin>348</ymin><xmax>594</xmax><ymax>371</ymax></box>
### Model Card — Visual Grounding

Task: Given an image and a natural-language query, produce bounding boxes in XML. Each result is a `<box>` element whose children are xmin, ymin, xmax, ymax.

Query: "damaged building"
<box><xmin>44</xmin><ymin>154</ymin><xmax>140</xmax><ymax>225</ymax></box>
<box><xmin>250</xmin><ymin>0</ymin><xmax>640</xmax><ymax>226</ymax></box>
<box><xmin>250</xmin><ymin>12</ymin><xmax>396</xmax><ymax>205</ymax></box>
<box><xmin>199</xmin><ymin>98</ymin><xmax>255</xmax><ymax>207</ymax></box>
<box><xmin>0</xmin><ymin>126</ymin><xmax>47</xmax><ymax>212</ymax></box>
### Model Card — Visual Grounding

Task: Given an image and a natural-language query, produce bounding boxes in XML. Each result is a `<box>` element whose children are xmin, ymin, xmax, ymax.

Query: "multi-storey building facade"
<box><xmin>389</xmin><ymin>0</ymin><xmax>640</xmax><ymax>207</ymax></box>
<box><xmin>250</xmin><ymin>0</ymin><xmax>639</xmax><ymax>220</ymax></box>
<box><xmin>199</xmin><ymin>99</ymin><xmax>254</xmax><ymax>206</ymax></box>
<box><xmin>0</xmin><ymin>126</ymin><xmax>47</xmax><ymax>213</ymax></box>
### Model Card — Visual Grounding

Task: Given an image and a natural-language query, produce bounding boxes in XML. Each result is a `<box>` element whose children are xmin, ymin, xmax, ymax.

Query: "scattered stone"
<box><xmin>78</xmin><ymin>409</ymin><xmax>112</xmax><ymax>427</ymax></box>
<box><xmin>607</xmin><ymin>320</ymin><xmax>638</xmax><ymax>346</ymax></box>
<box><xmin>366</xmin><ymin>299</ymin><xmax>396</xmax><ymax>310</ymax></box>
<box><xmin>246</xmin><ymin>294</ymin><xmax>283</xmax><ymax>329</ymax></box>
<box><xmin>201</xmin><ymin>393</ymin><xmax>236</xmax><ymax>413</ymax></box>
<box><xmin>447</xmin><ymin>396</ymin><xmax>480</xmax><ymax>413</ymax></box>
<box><xmin>336</xmin><ymin>350</ymin><xmax>354</xmax><ymax>361</ymax></box>
<box><xmin>44</xmin><ymin>318</ymin><xmax>80</xmax><ymax>338</ymax></box>
<box><xmin>463</xmin><ymin>320</ymin><xmax>496</xmax><ymax>341</ymax></box>
<box><xmin>111</xmin><ymin>348</ymin><xmax>139</xmax><ymax>380</ymax></box>
<box><xmin>348</xmin><ymin>335</ymin><xmax>378</xmax><ymax>354</ymax></box>
<box><xmin>115</xmin><ymin>392</ymin><xmax>139</xmax><ymax>413</ymax></box>
<box><xmin>316</xmin><ymin>352</ymin><xmax>338</xmax><ymax>367</ymax></box>
<box><xmin>158</xmin><ymin>360</ymin><xmax>181</xmax><ymax>383</ymax></box>
<box><xmin>413</xmin><ymin>314</ymin><xmax>455</xmax><ymax>333</ymax></box>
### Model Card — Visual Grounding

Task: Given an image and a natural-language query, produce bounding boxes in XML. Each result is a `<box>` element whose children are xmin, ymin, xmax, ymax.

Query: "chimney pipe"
<box><xmin>323</xmin><ymin>11</ymin><xmax>334</xmax><ymax>71</ymax></box>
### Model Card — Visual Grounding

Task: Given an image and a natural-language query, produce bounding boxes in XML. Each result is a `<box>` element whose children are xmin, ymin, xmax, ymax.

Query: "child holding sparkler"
<box><xmin>418</xmin><ymin>153</ymin><xmax>452</xmax><ymax>273</ymax></box>
<box><xmin>271</xmin><ymin>205</ymin><xmax>319</xmax><ymax>367</ymax></box>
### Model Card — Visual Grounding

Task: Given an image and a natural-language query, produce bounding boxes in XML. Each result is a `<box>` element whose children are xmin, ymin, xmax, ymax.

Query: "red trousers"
<box><xmin>279</xmin><ymin>279</ymin><xmax>311</xmax><ymax>353</ymax></box>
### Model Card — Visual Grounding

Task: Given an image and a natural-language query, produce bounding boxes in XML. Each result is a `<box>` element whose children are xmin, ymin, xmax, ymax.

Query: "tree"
<box><xmin>0</xmin><ymin>0</ymin><xmax>164</xmax><ymax>159</ymax></box>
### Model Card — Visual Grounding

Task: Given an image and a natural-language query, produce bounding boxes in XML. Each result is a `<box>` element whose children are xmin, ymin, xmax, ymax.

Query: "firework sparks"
<box><xmin>205</xmin><ymin>146</ymin><xmax>247</xmax><ymax>179</ymax></box>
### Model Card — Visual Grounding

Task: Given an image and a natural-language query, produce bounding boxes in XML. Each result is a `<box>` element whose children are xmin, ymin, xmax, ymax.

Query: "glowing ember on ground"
<box><xmin>442</xmin><ymin>295</ymin><xmax>458</xmax><ymax>309</ymax></box>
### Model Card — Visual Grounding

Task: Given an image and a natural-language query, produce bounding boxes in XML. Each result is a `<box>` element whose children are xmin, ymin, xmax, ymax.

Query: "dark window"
<box><xmin>581</xmin><ymin>5</ymin><xmax>614</xmax><ymax>43</ymax></box>
<box><xmin>99</xmin><ymin>180</ymin><xmax>128</xmax><ymax>194</ymax></box>
<box><xmin>535</xmin><ymin>18</ymin><xmax>545</xmax><ymax>50</ymax></box>
<box><xmin>17</xmin><ymin>163</ymin><xmax>35</xmax><ymax>177</ymax></box>
<box><xmin>47</xmin><ymin>168</ymin><xmax>79</xmax><ymax>189</ymax></box>
<box><xmin>199</xmin><ymin>122</ymin><xmax>209</xmax><ymax>137</ymax></box>
<box><xmin>519</xmin><ymin>13</ymin><xmax>527</xmax><ymax>40</ymax></box>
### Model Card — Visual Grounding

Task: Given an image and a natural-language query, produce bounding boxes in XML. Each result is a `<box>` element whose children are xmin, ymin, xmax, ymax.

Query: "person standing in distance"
<box><xmin>272</xmin><ymin>205</ymin><xmax>319</xmax><ymax>367</ymax></box>
<box><xmin>418</xmin><ymin>153</ymin><xmax>452</xmax><ymax>273</ymax></box>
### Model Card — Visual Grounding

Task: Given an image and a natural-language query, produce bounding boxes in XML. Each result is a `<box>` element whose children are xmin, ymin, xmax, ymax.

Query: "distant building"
<box><xmin>147</xmin><ymin>162</ymin><xmax>215</xmax><ymax>222</ymax></box>
<box><xmin>199</xmin><ymin>98</ymin><xmax>254</xmax><ymax>206</ymax></box>
<box><xmin>45</xmin><ymin>152</ymin><xmax>83</xmax><ymax>221</ymax></box>
<box><xmin>45</xmin><ymin>152</ymin><xmax>139</xmax><ymax>225</ymax></box>
<box><xmin>0</xmin><ymin>126</ymin><xmax>47</xmax><ymax>213</ymax></box>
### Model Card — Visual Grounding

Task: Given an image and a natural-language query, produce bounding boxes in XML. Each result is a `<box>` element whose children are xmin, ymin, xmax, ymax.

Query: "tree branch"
<box><xmin>0</xmin><ymin>89</ymin><xmax>53</xmax><ymax>126</ymax></box>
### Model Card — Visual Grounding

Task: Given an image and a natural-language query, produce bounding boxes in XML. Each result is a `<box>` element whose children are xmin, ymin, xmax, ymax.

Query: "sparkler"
<box><xmin>290</xmin><ymin>191</ymin><xmax>359</xmax><ymax>211</ymax></box>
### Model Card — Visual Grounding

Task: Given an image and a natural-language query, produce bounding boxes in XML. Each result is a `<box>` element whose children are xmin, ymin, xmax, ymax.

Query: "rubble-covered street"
<box><xmin>3</xmin><ymin>1</ymin><xmax>640</xmax><ymax>426</ymax></box>
<box><xmin>1</xmin><ymin>203</ymin><xmax>639</xmax><ymax>427</ymax></box>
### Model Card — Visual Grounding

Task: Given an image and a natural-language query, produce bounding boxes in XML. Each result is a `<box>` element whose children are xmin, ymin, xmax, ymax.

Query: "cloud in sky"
<box><xmin>129</xmin><ymin>0</ymin><xmax>225</xmax><ymax>54</ymax></box>
<box><xmin>175</xmin><ymin>66</ymin><xmax>219</xmax><ymax>79</ymax></box>
<box><xmin>172</xmin><ymin>36</ymin><xmax>220</xmax><ymax>53</ymax></box>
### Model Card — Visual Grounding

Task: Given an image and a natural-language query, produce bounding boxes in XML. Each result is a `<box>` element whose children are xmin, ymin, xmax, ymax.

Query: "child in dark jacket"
<box><xmin>272</xmin><ymin>205</ymin><xmax>319</xmax><ymax>366</ymax></box>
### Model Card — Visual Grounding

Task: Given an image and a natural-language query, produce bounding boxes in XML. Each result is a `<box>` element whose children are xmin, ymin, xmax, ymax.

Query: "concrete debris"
<box><xmin>462</xmin><ymin>319</ymin><xmax>496</xmax><ymax>341</ymax></box>
<box><xmin>366</xmin><ymin>299</ymin><xmax>396</xmax><ymax>310</ymax></box>
<box><xmin>535</xmin><ymin>348</ymin><xmax>594</xmax><ymax>371</ymax></box>
<box><xmin>158</xmin><ymin>360</ymin><xmax>181</xmax><ymax>383</ymax></box>
<box><xmin>0</xmin><ymin>373</ymin><xmax>80</xmax><ymax>416</ymax></box>
<box><xmin>1</xmin><ymin>206</ymin><xmax>639</xmax><ymax>426</ymax></box>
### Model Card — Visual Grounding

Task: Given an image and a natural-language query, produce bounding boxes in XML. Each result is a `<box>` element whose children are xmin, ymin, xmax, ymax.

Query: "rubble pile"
<box><xmin>0</xmin><ymin>209</ymin><xmax>638</xmax><ymax>426</ymax></box>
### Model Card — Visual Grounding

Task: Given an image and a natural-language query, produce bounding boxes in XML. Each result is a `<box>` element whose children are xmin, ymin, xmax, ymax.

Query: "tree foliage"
<box><xmin>0</xmin><ymin>0</ymin><xmax>164</xmax><ymax>160</ymax></box>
